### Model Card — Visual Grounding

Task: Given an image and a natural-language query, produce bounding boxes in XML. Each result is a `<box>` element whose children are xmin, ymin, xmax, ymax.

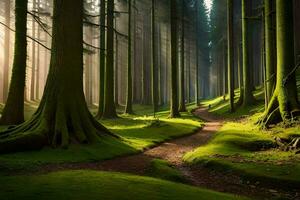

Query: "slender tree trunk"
<box><xmin>0</xmin><ymin>0</ymin><xmax>114</xmax><ymax>154</ymax></box>
<box><xmin>179</xmin><ymin>0</ymin><xmax>186</xmax><ymax>112</ymax></box>
<box><xmin>227</xmin><ymin>0</ymin><xmax>235</xmax><ymax>112</ymax></box>
<box><xmin>96</xmin><ymin>0</ymin><xmax>106</xmax><ymax>118</ymax></box>
<box><xmin>259</xmin><ymin>0</ymin><xmax>300</xmax><ymax>126</ymax></box>
<box><xmin>30</xmin><ymin>0</ymin><xmax>37</xmax><ymax>101</ymax></box>
<box><xmin>3</xmin><ymin>0</ymin><xmax>11</xmax><ymax>103</ymax></box>
<box><xmin>102</xmin><ymin>0</ymin><xmax>118</xmax><ymax>119</ymax></box>
<box><xmin>195</xmin><ymin>0</ymin><xmax>199</xmax><ymax>105</ymax></box>
<box><xmin>125</xmin><ymin>0</ymin><xmax>133</xmax><ymax>114</ymax></box>
<box><xmin>151</xmin><ymin>0</ymin><xmax>158</xmax><ymax>116</ymax></box>
<box><xmin>0</xmin><ymin>0</ymin><xmax>28</xmax><ymax>125</ymax></box>
<box><xmin>170</xmin><ymin>0</ymin><xmax>180</xmax><ymax>118</ymax></box>
<box><xmin>242</xmin><ymin>0</ymin><xmax>255</xmax><ymax>107</ymax></box>
<box><xmin>264</xmin><ymin>0</ymin><xmax>276</xmax><ymax>104</ymax></box>
<box><xmin>114</xmin><ymin>20</ymin><xmax>120</xmax><ymax>108</ymax></box>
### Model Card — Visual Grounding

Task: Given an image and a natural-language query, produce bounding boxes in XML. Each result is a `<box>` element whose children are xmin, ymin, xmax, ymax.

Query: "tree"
<box><xmin>170</xmin><ymin>0</ymin><xmax>181</xmax><ymax>118</ymax></box>
<box><xmin>0</xmin><ymin>0</ymin><xmax>114</xmax><ymax>153</ymax></box>
<box><xmin>31</xmin><ymin>0</ymin><xmax>37</xmax><ymax>101</ymax></box>
<box><xmin>102</xmin><ymin>0</ymin><xmax>118</xmax><ymax>119</ymax></box>
<box><xmin>195</xmin><ymin>0</ymin><xmax>200</xmax><ymax>105</ymax></box>
<box><xmin>2</xmin><ymin>0</ymin><xmax>11</xmax><ymax>103</ymax></box>
<box><xmin>0</xmin><ymin>0</ymin><xmax>28</xmax><ymax>125</ymax></box>
<box><xmin>241</xmin><ymin>0</ymin><xmax>255</xmax><ymax>107</ymax></box>
<box><xmin>96</xmin><ymin>0</ymin><xmax>106</xmax><ymax>118</ymax></box>
<box><xmin>151</xmin><ymin>0</ymin><xmax>158</xmax><ymax>116</ymax></box>
<box><xmin>125</xmin><ymin>0</ymin><xmax>134</xmax><ymax>114</ymax></box>
<box><xmin>227</xmin><ymin>0</ymin><xmax>235</xmax><ymax>112</ymax></box>
<box><xmin>179</xmin><ymin>0</ymin><xmax>187</xmax><ymax>112</ymax></box>
<box><xmin>264</xmin><ymin>0</ymin><xmax>276</xmax><ymax>104</ymax></box>
<box><xmin>259</xmin><ymin>0</ymin><xmax>300</xmax><ymax>126</ymax></box>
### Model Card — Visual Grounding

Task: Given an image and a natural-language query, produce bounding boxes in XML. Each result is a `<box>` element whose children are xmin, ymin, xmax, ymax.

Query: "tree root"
<box><xmin>0</xmin><ymin>100</ymin><xmax>119</xmax><ymax>154</ymax></box>
<box><xmin>274</xmin><ymin>136</ymin><xmax>300</xmax><ymax>152</ymax></box>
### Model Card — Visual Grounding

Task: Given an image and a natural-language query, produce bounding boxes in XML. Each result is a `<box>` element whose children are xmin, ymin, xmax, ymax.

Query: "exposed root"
<box><xmin>0</xmin><ymin>100</ymin><xmax>119</xmax><ymax>154</ymax></box>
<box><xmin>274</xmin><ymin>136</ymin><xmax>300</xmax><ymax>152</ymax></box>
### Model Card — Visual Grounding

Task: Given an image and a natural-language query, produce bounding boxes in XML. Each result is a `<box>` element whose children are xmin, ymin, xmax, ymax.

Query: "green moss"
<box><xmin>145</xmin><ymin>159</ymin><xmax>187</xmax><ymax>183</ymax></box>
<box><xmin>0</xmin><ymin>170</ymin><xmax>248</xmax><ymax>200</ymax></box>
<box><xmin>202</xmin><ymin>87</ymin><xmax>265</xmax><ymax>118</ymax></box>
<box><xmin>0</xmin><ymin>104</ymin><xmax>203</xmax><ymax>171</ymax></box>
<box><xmin>184</xmin><ymin>119</ymin><xmax>300</xmax><ymax>188</ymax></box>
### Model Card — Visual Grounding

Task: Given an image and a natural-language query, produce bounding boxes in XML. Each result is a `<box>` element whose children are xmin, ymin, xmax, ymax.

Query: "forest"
<box><xmin>0</xmin><ymin>0</ymin><xmax>299</xmax><ymax>199</ymax></box>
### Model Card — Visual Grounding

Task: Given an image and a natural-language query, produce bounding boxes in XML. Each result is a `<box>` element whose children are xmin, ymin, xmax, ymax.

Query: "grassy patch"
<box><xmin>184</xmin><ymin>119</ymin><xmax>300</xmax><ymax>189</ymax></box>
<box><xmin>145</xmin><ymin>159</ymin><xmax>187</xmax><ymax>183</ymax></box>
<box><xmin>202</xmin><ymin>87</ymin><xmax>265</xmax><ymax>118</ymax></box>
<box><xmin>0</xmin><ymin>104</ymin><xmax>203</xmax><ymax>171</ymax></box>
<box><xmin>0</xmin><ymin>170</ymin><xmax>247</xmax><ymax>200</ymax></box>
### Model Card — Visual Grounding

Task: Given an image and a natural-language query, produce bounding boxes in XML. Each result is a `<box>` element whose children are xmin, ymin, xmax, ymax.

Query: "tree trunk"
<box><xmin>30</xmin><ymin>0</ymin><xmax>37</xmax><ymax>101</ymax></box>
<box><xmin>264</xmin><ymin>0</ymin><xmax>276</xmax><ymax>104</ymax></box>
<box><xmin>125</xmin><ymin>0</ymin><xmax>133</xmax><ymax>114</ymax></box>
<box><xmin>96</xmin><ymin>0</ymin><xmax>106</xmax><ymax>118</ymax></box>
<box><xmin>259</xmin><ymin>0</ymin><xmax>300</xmax><ymax>126</ymax></box>
<box><xmin>2</xmin><ymin>0</ymin><xmax>11</xmax><ymax>103</ymax></box>
<box><xmin>241</xmin><ymin>0</ymin><xmax>255</xmax><ymax>107</ymax></box>
<box><xmin>179</xmin><ymin>0</ymin><xmax>186</xmax><ymax>112</ymax></box>
<box><xmin>227</xmin><ymin>0</ymin><xmax>235</xmax><ymax>112</ymax></box>
<box><xmin>0</xmin><ymin>0</ymin><xmax>28</xmax><ymax>125</ymax></box>
<box><xmin>0</xmin><ymin>0</ymin><xmax>114</xmax><ymax>154</ymax></box>
<box><xmin>170</xmin><ymin>0</ymin><xmax>180</xmax><ymax>118</ymax></box>
<box><xmin>102</xmin><ymin>0</ymin><xmax>118</xmax><ymax>119</ymax></box>
<box><xmin>195</xmin><ymin>0</ymin><xmax>199</xmax><ymax>105</ymax></box>
<box><xmin>151</xmin><ymin>0</ymin><xmax>158</xmax><ymax>116</ymax></box>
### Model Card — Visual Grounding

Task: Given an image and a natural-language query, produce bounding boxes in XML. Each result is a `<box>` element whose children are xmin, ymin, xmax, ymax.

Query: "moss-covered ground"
<box><xmin>0</xmin><ymin>170</ymin><xmax>247</xmax><ymax>200</ymax></box>
<box><xmin>0</xmin><ymin>103</ymin><xmax>202</xmax><ymax>171</ymax></box>
<box><xmin>184</xmin><ymin>85</ymin><xmax>300</xmax><ymax>190</ymax></box>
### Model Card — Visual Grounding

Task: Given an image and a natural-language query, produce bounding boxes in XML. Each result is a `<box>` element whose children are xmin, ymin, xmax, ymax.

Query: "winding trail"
<box><xmin>14</xmin><ymin>107</ymin><xmax>297</xmax><ymax>199</ymax></box>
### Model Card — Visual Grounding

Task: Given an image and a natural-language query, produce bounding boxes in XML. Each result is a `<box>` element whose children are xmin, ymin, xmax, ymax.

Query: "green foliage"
<box><xmin>0</xmin><ymin>170</ymin><xmax>248</xmax><ymax>200</ymax></box>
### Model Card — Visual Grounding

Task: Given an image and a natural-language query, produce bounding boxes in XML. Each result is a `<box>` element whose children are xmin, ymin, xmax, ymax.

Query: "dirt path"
<box><xmin>11</xmin><ymin>107</ymin><xmax>297</xmax><ymax>199</ymax></box>
<box><xmin>94</xmin><ymin>107</ymin><xmax>223</xmax><ymax>174</ymax></box>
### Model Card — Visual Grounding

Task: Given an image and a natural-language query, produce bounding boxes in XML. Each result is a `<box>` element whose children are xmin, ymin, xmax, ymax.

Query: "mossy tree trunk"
<box><xmin>96</xmin><ymin>0</ymin><xmax>106</xmax><ymax>118</ymax></box>
<box><xmin>264</xmin><ymin>0</ymin><xmax>276</xmax><ymax>104</ymax></box>
<box><xmin>125</xmin><ymin>0</ymin><xmax>133</xmax><ymax>114</ymax></box>
<box><xmin>259</xmin><ymin>0</ymin><xmax>300</xmax><ymax>126</ymax></box>
<box><xmin>241</xmin><ymin>0</ymin><xmax>255</xmax><ymax>107</ymax></box>
<box><xmin>0</xmin><ymin>0</ymin><xmax>114</xmax><ymax>154</ymax></box>
<box><xmin>170</xmin><ymin>0</ymin><xmax>181</xmax><ymax>118</ymax></box>
<box><xmin>227</xmin><ymin>0</ymin><xmax>235</xmax><ymax>112</ymax></box>
<box><xmin>179</xmin><ymin>0</ymin><xmax>186</xmax><ymax>112</ymax></box>
<box><xmin>0</xmin><ymin>0</ymin><xmax>28</xmax><ymax>125</ymax></box>
<box><xmin>102</xmin><ymin>0</ymin><xmax>118</xmax><ymax>119</ymax></box>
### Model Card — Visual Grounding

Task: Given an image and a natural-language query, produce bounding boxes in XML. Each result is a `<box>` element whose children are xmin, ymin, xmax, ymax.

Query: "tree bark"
<box><xmin>125</xmin><ymin>0</ymin><xmax>133</xmax><ymax>114</ymax></box>
<box><xmin>0</xmin><ymin>0</ymin><xmax>28</xmax><ymax>125</ymax></box>
<box><xmin>179</xmin><ymin>0</ymin><xmax>186</xmax><ymax>112</ymax></box>
<box><xmin>0</xmin><ymin>0</ymin><xmax>114</xmax><ymax>154</ymax></box>
<box><xmin>227</xmin><ymin>0</ymin><xmax>235</xmax><ymax>112</ymax></box>
<box><xmin>2</xmin><ymin>0</ymin><xmax>11</xmax><ymax>103</ymax></box>
<box><xmin>96</xmin><ymin>0</ymin><xmax>106</xmax><ymax>118</ymax></box>
<box><xmin>102</xmin><ymin>0</ymin><xmax>118</xmax><ymax>118</ymax></box>
<box><xmin>264</xmin><ymin>0</ymin><xmax>276</xmax><ymax>104</ymax></box>
<box><xmin>170</xmin><ymin>0</ymin><xmax>180</xmax><ymax>118</ymax></box>
<box><xmin>241</xmin><ymin>0</ymin><xmax>255</xmax><ymax>107</ymax></box>
<box><xmin>259</xmin><ymin>0</ymin><xmax>300</xmax><ymax>126</ymax></box>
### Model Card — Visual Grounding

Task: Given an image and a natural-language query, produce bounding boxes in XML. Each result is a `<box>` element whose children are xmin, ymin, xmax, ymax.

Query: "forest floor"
<box><xmin>1</xmin><ymin>90</ymin><xmax>300</xmax><ymax>199</ymax></box>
